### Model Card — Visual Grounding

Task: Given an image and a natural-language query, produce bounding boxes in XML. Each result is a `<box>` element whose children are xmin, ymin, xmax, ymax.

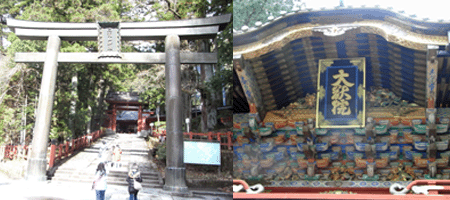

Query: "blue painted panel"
<box><xmin>293</xmin><ymin>54</ymin><xmax>307</xmax><ymax>62</ymax></box>
<box><xmin>264</xmin><ymin>61</ymin><xmax>279</xmax><ymax>72</ymax></box>
<box><xmin>356</xmin><ymin>33</ymin><xmax>369</xmax><ymax>38</ymax></box>
<box><xmin>336</xmin><ymin>41</ymin><xmax>347</xmax><ymax>58</ymax></box>
<box><xmin>364</xmin><ymin>57</ymin><xmax>374</xmax><ymax>89</ymax></box>
<box><xmin>357</xmin><ymin>44</ymin><xmax>370</xmax><ymax>50</ymax></box>
<box><xmin>356</xmin><ymin>39</ymin><xmax>369</xmax><ymax>44</ymax></box>
<box><xmin>314</xmin><ymin>52</ymin><xmax>326</xmax><ymax>59</ymax></box>
<box><xmin>296</xmin><ymin>67</ymin><xmax>309</xmax><ymax>74</ymax></box>
<box><xmin>272</xmin><ymin>86</ymin><xmax>288</xmax><ymax>98</ymax></box>
<box><xmin>311</xmin><ymin>41</ymin><xmax>324</xmax><ymax>47</ymax></box>
<box><xmin>291</xmin><ymin>44</ymin><xmax>305</xmax><ymax>51</ymax></box>
<box><xmin>266</xmin><ymin>71</ymin><xmax>282</xmax><ymax>81</ymax></box>
<box><xmin>401</xmin><ymin>47</ymin><xmax>416</xmax><ymax>103</ymax></box>
<box><xmin>378</xmin><ymin>57</ymin><xmax>390</xmax><ymax>64</ymax></box>
<box><xmin>358</xmin><ymin>50</ymin><xmax>370</xmax><ymax>56</ymax></box>
<box><xmin>290</xmin><ymin>38</ymin><xmax>304</xmax><ymax>45</ymax></box>
<box><xmin>313</xmin><ymin>47</ymin><xmax>325</xmax><ymax>52</ymax></box>
<box><xmin>260</xmin><ymin>52</ymin><xmax>277</xmax><ymax>62</ymax></box>
<box><xmin>273</xmin><ymin>93</ymin><xmax>290</xmax><ymax>103</ymax></box>
<box><xmin>264</xmin><ymin>66</ymin><xmax>280</xmax><ymax>74</ymax></box>
<box><xmin>399</xmin><ymin>46</ymin><xmax>416</xmax><ymax>55</ymax></box>
<box><xmin>376</xmin><ymin>39</ymin><xmax>388</xmax><ymax>45</ymax></box>
<box><xmin>377</xmin><ymin>50</ymin><xmax>389</xmax><ymax>57</ymax></box>
<box><xmin>438</xmin><ymin>58</ymin><xmax>447</xmax><ymax>83</ymax></box>
<box><xmin>437</xmin><ymin>58</ymin><xmax>448</xmax><ymax>107</ymax></box>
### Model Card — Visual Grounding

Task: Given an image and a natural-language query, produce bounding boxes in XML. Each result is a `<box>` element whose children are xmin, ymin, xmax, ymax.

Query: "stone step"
<box><xmin>52</xmin><ymin>174</ymin><xmax>161</xmax><ymax>184</ymax></box>
<box><xmin>51</xmin><ymin>177</ymin><xmax>163</xmax><ymax>188</ymax></box>
<box><xmin>48</xmin><ymin>133</ymin><xmax>162</xmax><ymax>187</ymax></box>
<box><xmin>53</xmin><ymin>169</ymin><xmax>160</xmax><ymax>177</ymax></box>
<box><xmin>53</xmin><ymin>173</ymin><xmax>160</xmax><ymax>180</ymax></box>
<box><xmin>52</xmin><ymin>171</ymin><xmax>160</xmax><ymax>179</ymax></box>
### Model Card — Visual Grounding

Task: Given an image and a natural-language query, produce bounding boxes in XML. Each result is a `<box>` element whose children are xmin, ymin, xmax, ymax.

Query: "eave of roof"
<box><xmin>234</xmin><ymin>7</ymin><xmax>450</xmax><ymax>57</ymax></box>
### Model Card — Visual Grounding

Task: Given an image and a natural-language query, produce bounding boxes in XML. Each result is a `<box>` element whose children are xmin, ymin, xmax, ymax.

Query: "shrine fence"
<box><xmin>153</xmin><ymin>130</ymin><xmax>233</xmax><ymax>150</ymax></box>
<box><xmin>0</xmin><ymin>129</ymin><xmax>104</xmax><ymax>168</ymax></box>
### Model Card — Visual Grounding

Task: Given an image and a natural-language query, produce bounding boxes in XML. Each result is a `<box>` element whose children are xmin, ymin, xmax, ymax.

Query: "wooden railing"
<box><xmin>48</xmin><ymin>129</ymin><xmax>104</xmax><ymax>168</ymax></box>
<box><xmin>0</xmin><ymin>129</ymin><xmax>105</xmax><ymax>169</ymax></box>
<box><xmin>1</xmin><ymin>145</ymin><xmax>29</xmax><ymax>160</ymax></box>
<box><xmin>154</xmin><ymin>130</ymin><xmax>233</xmax><ymax>150</ymax></box>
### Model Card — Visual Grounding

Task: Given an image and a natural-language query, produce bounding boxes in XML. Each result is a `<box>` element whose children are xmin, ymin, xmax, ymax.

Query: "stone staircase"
<box><xmin>49</xmin><ymin>133</ymin><xmax>164</xmax><ymax>188</ymax></box>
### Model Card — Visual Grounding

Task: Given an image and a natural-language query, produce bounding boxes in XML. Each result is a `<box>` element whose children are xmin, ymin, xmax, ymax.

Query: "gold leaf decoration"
<box><xmin>350</xmin><ymin>58</ymin><xmax>365</xmax><ymax>72</ymax></box>
<box><xmin>320</xmin><ymin>60</ymin><xmax>333</xmax><ymax>73</ymax></box>
<box><xmin>349</xmin><ymin>120</ymin><xmax>360</xmax><ymax>125</ymax></box>
<box><xmin>318</xmin><ymin>86</ymin><xmax>326</xmax><ymax>100</ymax></box>
<box><xmin>317</xmin><ymin>112</ymin><xmax>331</xmax><ymax>126</ymax></box>
<box><xmin>358</xmin><ymin>85</ymin><xmax>364</xmax><ymax>99</ymax></box>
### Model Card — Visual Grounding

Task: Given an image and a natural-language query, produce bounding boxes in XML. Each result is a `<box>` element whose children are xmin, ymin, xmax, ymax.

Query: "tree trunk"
<box><xmin>93</xmin><ymin>74</ymin><xmax>106</xmax><ymax>132</ymax></box>
<box><xmin>200</xmin><ymin>40</ymin><xmax>217</xmax><ymax>132</ymax></box>
<box><xmin>21</xmin><ymin>95</ymin><xmax>27</xmax><ymax>145</ymax></box>
<box><xmin>69</xmin><ymin>72</ymin><xmax>77</xmax><ymax>136</ymax></box>
<box><xmin>182</xmin><ymin>92</ymin><xmax>189</xmax><ymax>131</ymax></box>
<box><xmin>86</xmin><ymin>105</ymin><xmax>91</xmax><ymax>135</ymax></box>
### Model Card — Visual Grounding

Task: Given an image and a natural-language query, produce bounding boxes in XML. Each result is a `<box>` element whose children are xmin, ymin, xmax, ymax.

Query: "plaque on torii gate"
<box><xmin>97</xmin><ymin>22</ymin><xmax>121</xmax><ymax>59</ymax></box>
<box><xmin>3</xmin><ymin>14</ymin><xmax>231</xmax><ymax>195</ymax></box>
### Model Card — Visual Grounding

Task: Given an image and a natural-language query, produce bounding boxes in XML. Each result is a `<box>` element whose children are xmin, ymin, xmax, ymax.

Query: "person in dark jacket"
<box><xmin>126</xmin><ymin>163</ymin><xmax>143</xmax><ymax>200</ymax></box>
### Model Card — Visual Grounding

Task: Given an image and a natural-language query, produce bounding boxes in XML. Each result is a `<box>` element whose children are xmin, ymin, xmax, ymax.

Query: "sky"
<box><xmin>300</xmin><ymin>0</ymin><xmax>450</xmax><ymax>21</ymax></box>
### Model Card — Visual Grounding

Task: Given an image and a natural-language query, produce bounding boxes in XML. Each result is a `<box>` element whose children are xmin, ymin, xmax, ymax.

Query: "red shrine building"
<box><xmin>104</xmin><ymin>92</ymin><xmax>160</xmax><ymax>137</ymax></box>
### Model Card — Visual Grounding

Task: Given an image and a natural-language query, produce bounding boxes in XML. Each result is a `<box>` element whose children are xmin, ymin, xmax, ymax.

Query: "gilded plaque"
<box><xmin>316</xmin><ymin>57</ymin><xmax>366</xmax><ymax>128</ymax></box>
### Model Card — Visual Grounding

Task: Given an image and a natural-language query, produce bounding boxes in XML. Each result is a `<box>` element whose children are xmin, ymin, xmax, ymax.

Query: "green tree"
<box><xmin>233</xmin><ymin>0</ymin><xmax>296</xmax><ymax>30</ymax></box>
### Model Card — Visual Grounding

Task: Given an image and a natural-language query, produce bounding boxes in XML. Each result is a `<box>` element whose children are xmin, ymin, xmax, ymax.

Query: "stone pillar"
<box><xmin>163</xmin><ymin>34</ymin><xmax>189</xmax><ymax>194</ymax></box>
<box><xmin>426</xmin><ymin>45</ymin><xmax>439</xmax><ymax>108</ymax></box>
<box><xmin>26</xmin><ymin>35</ymin><xmax>61</xmax><ymax>181</ymax></box>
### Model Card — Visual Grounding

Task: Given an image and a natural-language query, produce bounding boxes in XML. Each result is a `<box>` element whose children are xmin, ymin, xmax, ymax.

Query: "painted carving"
<box><xmin>307</xmin><ymin>160</ymin><xmax>316</xmax><ymax>177</ymax></box>
<box><xmin>313</xmin><ymin>25</ymin><xmax>358</xmax><ymax>37</ymax></box>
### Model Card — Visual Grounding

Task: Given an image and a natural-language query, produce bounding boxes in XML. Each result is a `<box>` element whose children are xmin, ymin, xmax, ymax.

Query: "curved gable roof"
<box><xmin>233</xmin><ymin>7</ymin><xmax>450</xmax><ymax>113</ymax></box>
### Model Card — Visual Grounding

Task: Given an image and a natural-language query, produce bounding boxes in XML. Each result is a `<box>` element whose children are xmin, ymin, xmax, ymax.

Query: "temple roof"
<box><xmin>233</xmin><ymin>7</ymin><xmax>450</xmax><ymax>113</ymax></box>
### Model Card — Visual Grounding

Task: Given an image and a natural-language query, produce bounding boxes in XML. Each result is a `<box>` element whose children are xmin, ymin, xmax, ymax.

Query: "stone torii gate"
<box><xmin>3</xmin><ymin>14</ymin><xmax>230</xmax><ymax>194</ymax></box>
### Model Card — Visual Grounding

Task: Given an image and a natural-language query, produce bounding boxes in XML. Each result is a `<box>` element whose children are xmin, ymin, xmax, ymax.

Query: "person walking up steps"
<box><xmin>93</xmin><ymin>162</ymin><xmax>109</xmax><ymax>200</ymax></box>
<box><xmin>99</xmin><ymin>141</ymin><xmax>109</xmax><ymax>164</ymax></box>
<box><xmin>113</xmin><ymin>144</ymin><xmax>122</xmax><ymax>168</ymax></box>
<box><xmin>126</xmin><ymin>163</ymin><xmax>143</xmax><ymax>200</ymax></box>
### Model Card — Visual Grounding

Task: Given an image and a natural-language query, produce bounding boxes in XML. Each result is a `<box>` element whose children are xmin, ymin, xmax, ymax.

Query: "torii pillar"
<box><xmin>137</xmin><ymin>105</ymin><xmax>143</xmax><ymax>134</ymax></box>
<box><xmin>112</xmin><ymin>104</ymin><xmax>117</xmax><ymax>132</ymax></box>
<box><xmin>163</xmin><ymin>34</ymin><xmax>188</xmax><ymax>193</ymax></box>
<box><xmin>26</xmin><ymin>35</ymin><xmax>61</xmax><ymax>181</ymax></box>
